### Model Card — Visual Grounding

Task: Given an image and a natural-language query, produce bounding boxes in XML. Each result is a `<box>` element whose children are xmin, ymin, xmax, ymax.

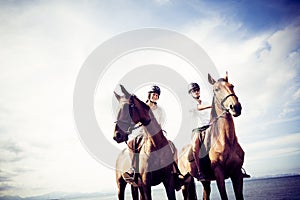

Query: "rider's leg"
<box><xmin>192</xmin><ymin>131</ymin><xmax>206</xmax><ymax>181</ymax></box>
<box><xmin>123</xmin><ymin>139</ymin><xmax>136</xmax><ymax>181</ymax></box>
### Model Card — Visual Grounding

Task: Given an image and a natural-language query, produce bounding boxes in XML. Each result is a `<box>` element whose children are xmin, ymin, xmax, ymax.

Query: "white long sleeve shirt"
<box><xmin>188</xmin><ymin>99</ymin><xmax>211</xmax><ymax>128</ymax></box>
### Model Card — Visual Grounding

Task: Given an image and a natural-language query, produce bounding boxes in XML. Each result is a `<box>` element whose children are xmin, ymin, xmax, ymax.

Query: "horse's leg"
<box><xmin>182</xmin><ymin>180</ymin><xmax>197</xmax><ymax>200</ymax></box>
<box><xmin>231</xmin><ymin>171</ymin><xmax>244</xmax><ymax>200</ymax></box>
<box><xmin>201</xmin><ymin>180</ymin><xmax>211</xmax><ymax>200</ymax></box>
<box><xmin>214</xmin><ymin>166</ymin><xmax>228</xmax><ymax>200</ymax></box>
<box><xmin>117</xmin><ymin>177</ymin><xmax>127</xmax><ymax>200</ymax></box>
<box><xmin>142</xmin><ymin>185</ymin><xmax>152</xmax><ymax>200</ymax></box>
<box><xmin>139</xmin><ymin>186</ymin><xmax>145</xmax><ymax>200</ymax></box>
<box><xmin>163</xmin><ymin>174</ymin><xmax>176</xmax><ymax>200</ymax></box>
<box><xmin>181</xmin><ymin>184</ymin><xmax>188</xmax><ymax>200</ymax></box>
<box><xmin>187</xmin><ymin>177</ymin><xmax>198</xmax><ymax>200</ymax></box>
<box><xmin>131</xmin><ymin>185</ymin><xmax>139</xmax><ymax>200</ymax></box>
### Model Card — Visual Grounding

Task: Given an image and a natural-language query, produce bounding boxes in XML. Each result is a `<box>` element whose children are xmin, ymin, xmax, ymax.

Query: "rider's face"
<box><xmin>150</xmin><ymin>93</ymin><xmax>159</xmax><ymax>102</ymax></box>
<box><xmin>191</xmin><ymin>89</ymin><xmax>200</xmax><ymax>99</ymax></box>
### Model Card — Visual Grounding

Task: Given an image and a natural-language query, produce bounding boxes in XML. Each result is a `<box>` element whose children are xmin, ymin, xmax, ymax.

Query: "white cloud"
<box><xmin>244</xmin><ymin>133</ymin><xmax>300</xmax><ymax>153</ymax></box>
<box><xmin>153</xmin><ymin>0</ymin><xmax>171</xmax><ymax>6</ymax></box>
<box><xmin>293</xmin><ymin>88</ymin><xmax>300</xmax><ymax>100</ymax></box>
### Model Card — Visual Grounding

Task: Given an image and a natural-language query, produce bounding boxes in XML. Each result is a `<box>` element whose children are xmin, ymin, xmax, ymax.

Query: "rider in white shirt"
<box><xmin>123</xmin><ymin>86</ymin><xmax>164</xmax><ymax>178</ymax></box>
<box><xmin>145</xmin><ymin>85</ymin><xmax>165</xmax><ymax>126</ymax></box>
<box><xmin>188</xmin><ymin>82</ymin><xmax>212</xmax><ymax>181</ymax></box>
<box><xmin>124</xmin><ymin>85</ymin><xmax>184</xmax><ymax>190</ymax></box>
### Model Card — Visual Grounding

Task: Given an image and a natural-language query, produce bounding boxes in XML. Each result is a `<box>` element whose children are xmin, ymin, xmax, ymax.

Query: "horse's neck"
<box><xmin>211</xmin><ymin>100</ymin><xmax>237</xmax><ymax>146</ymax></box>
<box><xmin>144</xmin><ymin>112</ymin><xmax>167</xmax><ymax>148</ymax></box>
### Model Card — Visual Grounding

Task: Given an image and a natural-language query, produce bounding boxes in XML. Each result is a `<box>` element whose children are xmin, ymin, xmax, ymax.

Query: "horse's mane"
<box><xmin>132</xmin><ymin>95</ymin><xmax>150</xmax><ymax>111</ymax></box>
<box><xmin>210</xmin><ymin>97</ymin><xmax>217</xmax><ymax>120</ymax></box>
<box><xmin>218</xmin><ymin>78</ymin><xmax>228</xmax><ymax>82</ymax></box>
<box><xmin>210</xmin><ymin>78</ymin><xmax>227</xmax><ymax>120</ymax></box>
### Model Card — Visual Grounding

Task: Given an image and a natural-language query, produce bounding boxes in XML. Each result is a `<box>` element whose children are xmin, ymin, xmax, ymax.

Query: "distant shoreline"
<box><xmin>244</xmin><ymin>173</ymin><xmax>300</xmax><ymax>181</ymax></box>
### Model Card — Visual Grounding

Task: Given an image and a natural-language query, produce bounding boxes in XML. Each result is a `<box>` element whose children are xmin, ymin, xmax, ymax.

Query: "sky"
<box><xmin>0</xmin><ymin>0</ymin><xmax>300</xmax><ymax>198</ymax></box>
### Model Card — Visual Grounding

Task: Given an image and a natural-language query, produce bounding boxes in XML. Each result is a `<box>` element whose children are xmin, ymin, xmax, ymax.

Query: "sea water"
<box><xmin>120</xmin><ymin>175</ymin><xmax>300</xmax><ymax>200</ymax></box>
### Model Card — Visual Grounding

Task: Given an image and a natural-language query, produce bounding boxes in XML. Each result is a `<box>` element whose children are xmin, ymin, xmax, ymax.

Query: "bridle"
<box><xmin>214</xmin><ymin>90</ymin><xmax>238</xmax><ymax>112</ymax></box>
<box><xmin>115</xmin><ymin>120</ymin><xmax>143</xmax><ymax>135</ymax></box>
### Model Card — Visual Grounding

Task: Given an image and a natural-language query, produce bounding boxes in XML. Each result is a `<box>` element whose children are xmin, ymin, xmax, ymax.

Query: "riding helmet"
<box><xmin>188</xmin><ymin>82</ymin><xmax>200</xmax><ymax>94</ymax></box>
<box><xmin>148</xmin><ymin>85</ymin><xmax>161</xmax><ymax>96</ymax></box>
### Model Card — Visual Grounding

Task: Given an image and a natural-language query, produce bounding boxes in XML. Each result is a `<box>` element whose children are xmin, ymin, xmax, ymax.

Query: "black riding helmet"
<box><xmin>188</xmin><ymin>82</ymin><xmax>200</xmax><ymax>94</ymax></box>
<box><xmin>148</xmin><ymin>85</ymin><xmax>161</xmax><ymax>95</ymax></box>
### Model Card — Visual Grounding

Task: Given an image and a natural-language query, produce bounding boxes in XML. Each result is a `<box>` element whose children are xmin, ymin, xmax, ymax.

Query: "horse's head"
<box><xmin>208</xmin><ymin>72</ymin><xmax>242</xmax><ymax>117</ymax></box>
<box><xmin>113</xmin><ymin>85</ymin><xmax>151</xmax><ymax>143</ymax></box>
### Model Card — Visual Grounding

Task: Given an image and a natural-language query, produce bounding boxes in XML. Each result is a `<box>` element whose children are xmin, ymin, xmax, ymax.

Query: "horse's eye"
<box><xmin>215</xmin><ymin>88</ymin><xmax>219</xmax><ymax>92</ymax></box>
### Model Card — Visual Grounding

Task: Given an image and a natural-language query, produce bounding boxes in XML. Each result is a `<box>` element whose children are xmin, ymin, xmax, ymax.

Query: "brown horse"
<box><xmin>113</xmin><ymin>85</ymin><xmax>178</xmax><ymax>200</ymax></box>
<box><xmin>179</xmin><ymin>73</ymin><xmax>246</xmax><ymax>200</ymax></box>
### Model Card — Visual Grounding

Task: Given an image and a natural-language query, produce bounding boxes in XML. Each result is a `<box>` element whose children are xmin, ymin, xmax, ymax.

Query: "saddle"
<box><xmin>192</xmin><ymin>124</ymin><xmax>210</xmax><ymax>133</ymax></box>
<box><xmin>124</xmin><ymin>134</ymin><xmax>184</xmax><ymax>187</ymax></box>
<box><xmin>188</xmin><ymin>125</ymin><xmax>213</xmax><ymax>179</ymax></box>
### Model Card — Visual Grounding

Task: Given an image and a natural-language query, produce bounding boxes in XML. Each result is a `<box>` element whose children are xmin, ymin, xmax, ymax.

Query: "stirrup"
<box><xmin>196</xmin><ymin>172</ymin><xmax>206</xmax><ymax>181</ymax></box>
<box><xmin>174</xmin><ymin>174</ymin><xmax>183</xmax><ymax>191</ymax></box>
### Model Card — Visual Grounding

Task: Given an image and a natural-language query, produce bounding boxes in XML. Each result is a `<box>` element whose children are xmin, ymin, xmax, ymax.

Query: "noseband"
<box><xmin>215</xmin><ymin>92</ymin><xmax>238</xmax><ymax>111</ymax></box>
<box><xmin>221</xmin><ymin>93</ymin><xmax>238</xmax><ymax>108</ymax></box>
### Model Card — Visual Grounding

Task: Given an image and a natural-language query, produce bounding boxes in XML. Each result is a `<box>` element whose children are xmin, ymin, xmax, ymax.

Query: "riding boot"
<box><xmin>173</xmin><ymin>162</ymin><xmax>185</xmax><ymax>191</ymax></box>
<box><xmin>123</xmin><ymin>138</ymin><xmax>138</xmax><ymax>182</ymax></box>
<box><xmin>173</xmin><ymin>173</ymin><xmax>183</xmax><ymax>191</ymax></box>
<box><xmin>242</xmin><ymin>167</ymin><xmax>251</xmax><ymax>178</ymax></box>
<box><xmin>193</xmin><ymin>151</ymin><xmax>206</xmax><ymax>181</ymax></box>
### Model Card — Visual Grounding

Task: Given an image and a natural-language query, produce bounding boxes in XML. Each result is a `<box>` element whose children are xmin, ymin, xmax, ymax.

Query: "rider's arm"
<box><xmin>197</xmin><ymin>104</ymin><xmax>212</xmax><ymax>111</ymax></box>
<box><xmin>197</xmin><ymin>100</ymin><xmax>212</xmax><ymax>111</ymax></box>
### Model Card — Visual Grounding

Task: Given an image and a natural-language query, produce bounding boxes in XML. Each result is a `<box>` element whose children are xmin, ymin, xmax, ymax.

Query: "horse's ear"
<box><xmin>208</xmin><ymin>73</ymin><xmax>216</xmax><ymax>85</ymax></box>
<box><xmin>120</xmin><ymin>84</ymin><xmax>131</xmax><ymax>98</ymax></box>
<box><xmin>224</xmin><ymin>71</ymin><xmax>228</xmax><ymax>82</ymax></box>
<box><xmin>114</xmin><ymin>91</ymin><xmax>121</xmax><ymax>102</ymax></box>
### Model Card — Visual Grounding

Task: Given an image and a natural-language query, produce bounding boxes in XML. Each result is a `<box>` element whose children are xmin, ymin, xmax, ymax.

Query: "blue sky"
<box><xmin>0</xmin><ymin>0</ymin><xmax>300</xmax><ymax>198</ymax></box>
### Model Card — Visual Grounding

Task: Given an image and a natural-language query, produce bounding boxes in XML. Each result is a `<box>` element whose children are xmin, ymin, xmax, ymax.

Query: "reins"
<box><xmin>210</xmin><ymin>110</ymin><xmax>228</xmax><ymax>125</ymax></box>
<box><xmin>114</xmin><ymin>120</ymin><xmax>143</xmax><ymax>135</ymax></box>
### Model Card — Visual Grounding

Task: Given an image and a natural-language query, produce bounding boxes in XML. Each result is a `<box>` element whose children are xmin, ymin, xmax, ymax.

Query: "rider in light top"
<box><xmin>188</xmin><ymin>82</ymin><xmax>212</xmax><ymax>181</ymax></box>
<box><xmin>123</xmin><ymin>85</ymin><xmax>164</xmax><ymax>181</ymax></box>
<box><xmin>145</xmin><ymin>85</ymin><xmax>165</xmax><ymax>126</ymax></box>
<box><xmin>123</xmin><ymin>85</ymin><xmax>184</xmax><ymax>190</ymax></box>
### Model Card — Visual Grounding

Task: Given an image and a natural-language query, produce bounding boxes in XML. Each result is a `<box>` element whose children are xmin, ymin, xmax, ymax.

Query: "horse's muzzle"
<box><xmin>231</xmin><ymin>102</ymin><xmax>242</xmax><ymax>117</ymax></box>
<box><xmin>113</xmin><ymin>131</ymin><xmax>128</xmax><ymax>143</ymax></box>
<box><xmin>113</xmin><ymin>131</ymin><xmax>122</xmax><ymax>143</ymax></box>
